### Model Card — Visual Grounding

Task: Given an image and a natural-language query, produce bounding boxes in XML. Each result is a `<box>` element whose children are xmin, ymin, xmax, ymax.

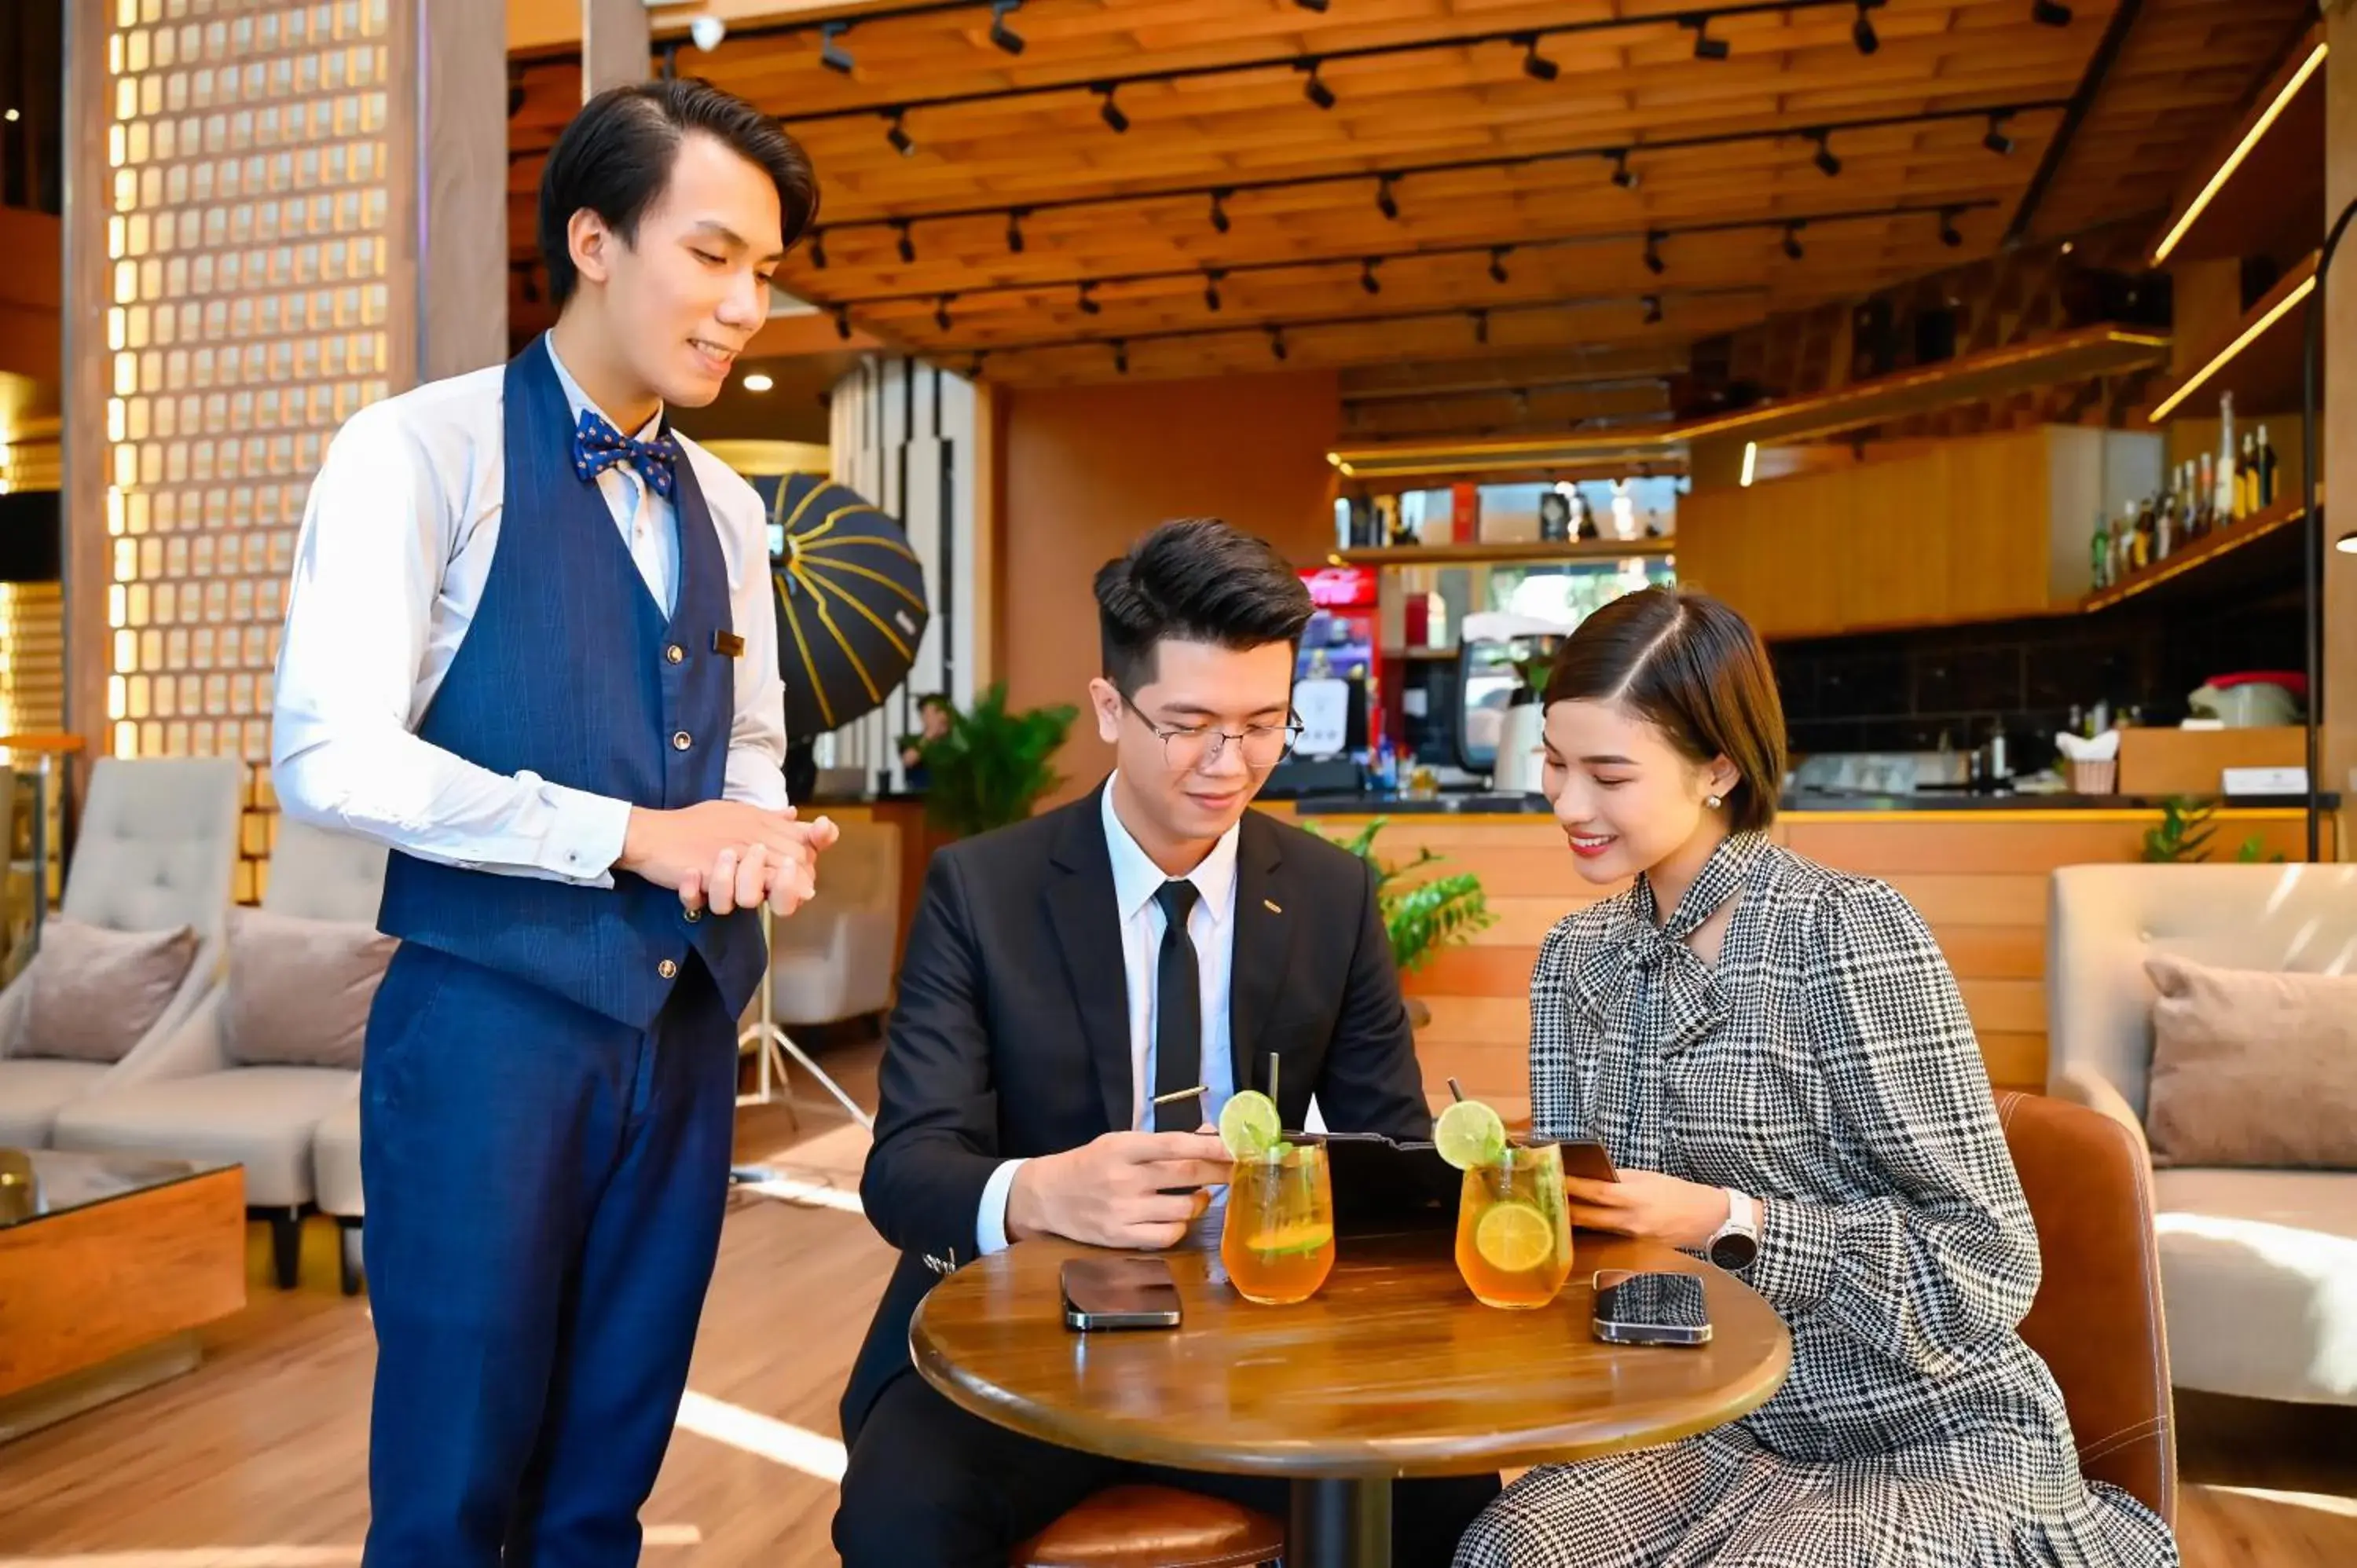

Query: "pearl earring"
<box><xmin>1706</xmin><ymin>793</ymin><xmax>1723</xmax><ymax>810</ymax></box>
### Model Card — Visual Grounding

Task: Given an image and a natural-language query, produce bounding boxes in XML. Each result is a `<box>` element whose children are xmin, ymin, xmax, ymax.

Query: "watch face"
<box><xmin>1710</xmin><ymin>1232</ymin><xmax>1758</xmax><ymax>1271</ymax></box>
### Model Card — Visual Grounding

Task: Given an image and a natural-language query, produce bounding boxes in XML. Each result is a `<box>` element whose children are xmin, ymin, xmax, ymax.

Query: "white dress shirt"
<box><xmin>271</xmin><ymin>336</ymin><xmax>790</xmax><ymax>885</ymax></box>
<box><xmin>974</xmin><ymin>779</ymin><xmax>1241</xmax><ymax>1255</ymax></box>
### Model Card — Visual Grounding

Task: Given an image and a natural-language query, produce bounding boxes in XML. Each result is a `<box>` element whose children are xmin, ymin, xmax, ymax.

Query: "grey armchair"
<box><xmin>763</xmin><ymin>817</ymin><xmax>902</xmax><ymax>1027</ymax></box>
<box><xmin>2048</xmin><ymin>861</ymin><xmax>2357</xmax><ymax>1407</ymax></box>
<box><xmin>0</xmin><ymin>757</ymin><xmax>241</xmax><ymax>1148</ymax></box>
<box><xmin>50</xmin><ymin>816</ymin><xmax>390</xmax><ymax>1291</ymax></box>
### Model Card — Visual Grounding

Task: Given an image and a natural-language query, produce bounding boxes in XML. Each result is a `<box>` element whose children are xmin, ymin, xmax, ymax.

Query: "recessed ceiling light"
<box><xmin>742</xmin><ymin>372</ymin><xmax>775</xmax><ymax>393</ymax></box>
<box><xmin>3</xmin><ymin>109</ymin><xmax>18</xmax><ymax>123</ymax></box>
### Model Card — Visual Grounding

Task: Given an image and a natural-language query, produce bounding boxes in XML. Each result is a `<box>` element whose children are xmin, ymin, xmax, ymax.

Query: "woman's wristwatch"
<box><xmin>1706</xmin><ymin>1189</ymin><xmax>1760</xmax><ymax>1270</ymax></box>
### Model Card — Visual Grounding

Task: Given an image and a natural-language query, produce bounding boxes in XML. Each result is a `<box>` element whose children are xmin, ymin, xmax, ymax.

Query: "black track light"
<box><xmin>1209</xmin><ymin>189</ymin><xmax>1233</xmax><ymax>234</ymax></box>
<box><xmin>1375</xmin><ymin>175</ymin><xmax>1399</xmax><ymax>221</ymax></box>
<box><xmin>968</xmin><ymin>350</ymin><xmax>988</xmax><ymax>378</ymax></box>
<box><xmin>1852</xmin><ymin>2</ymin><xmax>1878</xmax><ymax>56</ymax></box>
<box><xmin>1204</xmin><ymin>270</ymin><xmax>1225</xmax><ymax>311</ymax></box>
<box><xmin>1983</xmin><ymin>111</ymin><xmax>2015</xmax><ymax>156</ymax></box>
<box><xmin>1684</xmin><ymin>16</ymin><xmax>1729</xmax><ymax>60</ymax></box>
<box><xmin>1782</xmin><ymin>222</ymin><xmax>1805</xmax><ymax>260</ymax></box>
<box><xmin>1642</xmin><ymin>294</ymin><xmax>1663</xmax><ymax>325</ymax></box>
<box><xmin>893</xmin><ymin>219</ymin><xmax>915</xmax><ymax>263</ymax></box>
<box><xmin>1643</xmin><ymin>230</ymin><xmax>1666</xmax><ymax>275</ymax></box>
<box><xmin>1077</xmin><ymin>280</ymin><xmax>1101</xmax><ymax>315</ymax></box>
<box><xmin>2032</xmin><ymin>0</ymin><xmax>2072</xmax><ymax>24</ymax></box>
<box><xmin>819</xmin><ymin>20</ymin><xmax>854</xmax><ymax>74</ymax></box>
<box><xmin>808</xmin><ymin>229</ymin><xmax>828</xmax><ymax>269</ymax></box>
<box><xmin>988</xmin><ymin>0</ymin><xmax>1025</xmax><ymax>56</ymax></box>
<box><xmin>934</xmin><ymin>295</ymin><xmax>955</xmax><ymax>331</ymax></box>
<box><xmin>1471</xmin><ymin>307</ymin><xmax>1490</xmax><ymax>345</ymax></box>
<box><xmin>1488</xmin><ymin>245</ymin><xmax>1511</xmax><ymax>284</ymax></box>
<box><xmin>1609</xmin><ymin>148</ymin><xmax>1640</xmax><ymax>190</ymax></box>
<box><xmin>832</xmin><ymin>305</ymin><xmax>852</xmax><ymax>339</ymax></box>
<box><xmin>1294</xmin><ymin>0</ymin><xmax>1330</xmax><ymax>10</ymax></box>
<box><xmin>1112</xmin><ymin>339</ymin><xmax>1130</xmax><ymax>375</ymax></box>
<box><xmin>1519</xmin><ymin>35</ymin><xmax>1560</xmax><ymax>81</ymax></box>
<box><xmin>1303</xmin><ymin>61</ymin><xmax>1336</xmax><ymax>110</ymax></box>
<box><xmin>1097</xmin><ymin>84</ymin><xmax>1130</xmax><ymax>134</ymax></box>
<box><xmin>1005</xmin><ymin>209</ymin><xmax>1026</xmax><ymax>254</ymax></box>
<box><xmin>885</xmin><ymin>109</ymin><xmax>914</xmax><ymax>156</ymax></box>
<box><xmin>1360</xmin><ymin>258</ymin><xmax>1381</xmax><ymax>295</ymax></box>
<box><xmin>1810</xmin><ymin>129</ymin><xmax>1841</xmax><ymax>178</ymax></box>
<box><xmin>1939</xmin><ymin>207</ymin><xmax>1965</xmax><ymax>247</ymax></box>
<box><xmin>1267</xmin><ymin>325</ymin><xmax>1289</xmax><ymax>361</ymax></box>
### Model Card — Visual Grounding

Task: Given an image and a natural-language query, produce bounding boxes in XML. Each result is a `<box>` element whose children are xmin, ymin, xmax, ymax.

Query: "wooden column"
<box><xmin>581</xmin><ymin>0</ymin><xmax>651</xmax><ymax>100</ymax></box>
<box><xmin>2329</xmin><ymin>4</ymin><xmax>2357</xmax><ymax>859</ymax></box>
<box><xmin>60</xmin><ymin>0</ymin><xmax>502</xmax><ymax>899</ymax></box>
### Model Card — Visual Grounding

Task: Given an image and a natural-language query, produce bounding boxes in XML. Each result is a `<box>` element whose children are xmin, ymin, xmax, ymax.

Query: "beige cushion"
<box><xmin>50</xmin><ymin>1068</ymin><xmax>357</xmax><ymax>1209</ymax></box>
<box><xmin>2144</xmin><ymin>954</ymin><xmax>2357</xmax><ymax>1170</ymax></box>
<box><xmin>2152</xmin><ymin>1167</ymin><xmax>2357</xmax><ymax>1402</ymax></box>
<box><xmin>224</xmin><ymin>907</ymin><xmax>396</xmax><ymax>1071</ymax></box>
<box><xmin>313</xmin><ymin>1094</ymin><xmax>364</xmax><ymax>1218</ymax></box>
<box><xmin>20</xmin><ymin>917</ymin><xmax>199</xmax><ymax>1064</ymax></box>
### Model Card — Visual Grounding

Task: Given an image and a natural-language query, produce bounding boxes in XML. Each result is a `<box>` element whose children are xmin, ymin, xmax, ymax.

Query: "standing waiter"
<box><xmin>273</xmin><ymin>80</ymin><xmax>831</xmax><ymax>1564</ymax></box>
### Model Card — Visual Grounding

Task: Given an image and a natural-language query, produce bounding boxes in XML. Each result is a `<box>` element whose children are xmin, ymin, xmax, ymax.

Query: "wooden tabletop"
<box><xmin>911</xmin><ymin>1227</ymin><xmax>1791</xmax><ymax>1480</ymax></box>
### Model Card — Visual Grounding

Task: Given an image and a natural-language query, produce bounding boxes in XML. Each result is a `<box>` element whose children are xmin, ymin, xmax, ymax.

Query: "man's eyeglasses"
<box><xmin>1119</xmin><ymin>691</ymin><xmax>1304</xmax><ymax>772</ymax></box>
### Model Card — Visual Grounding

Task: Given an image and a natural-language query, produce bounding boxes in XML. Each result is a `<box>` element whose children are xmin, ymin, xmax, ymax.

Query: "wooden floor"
<box><xmin>0</xmin><ymin>1039</ymin><xmax>2352</xmax><ymax>1567</ymax></box>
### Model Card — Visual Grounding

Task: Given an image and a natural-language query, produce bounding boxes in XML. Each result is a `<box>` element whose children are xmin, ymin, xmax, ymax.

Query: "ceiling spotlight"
<box><xmin>808</xmin><ymin>229</ymin><xmax>828</xmax><ymax>269</ymax></box>
<box><xmin>1809</xmin><ymin>129</ymin><xmax>1841</xmax><ymax>178</ymax></box>
<box><xmin>2337</xmin><ymin>531</ymin><xmax>2357</xmax><ymax>555</ymax></box>
<box><xmin>1609</xmin><ymin>148</ymin><xmax>1640</xmax><ymax>190</ymax></box>
<box><xmin>1782</xmin><ymin>222</ymin><xmax>1805</xmax><ymax>260</ymax></box>
<box><xmin>819</xmin><ymin>20</ymin><xmax>853</xmax><ymax>74</ymax></box>
<box><xmin>988</xmin><ymin>0</ymin><xmax>1025</xmax><ymax>55</ymax></box>
<box><xmin>1360</xmin><ymin>258</ymin><xmax>1382</xmax><ymax>295</ymax></box>
<box><xmin>1852</xmin><ymin>2</ymin><xmax>1879</xmax><ymax>54</ymax></box>
<box><xmin>2033</xmin><ymin>0</ymin><xmax>2072</xmax><ymax>24</ymax></box>
<box><xmin>1077</xmin><ymin>280</ymin><xmax>1101</xmax><ymax>316</ymax></box>
<box><xmin>1642</xmin><ymin>294</ymin><xmax>1663</xmax><ymax>325</ymax></box>
<box><xmin>742</xmin><ymin>372</ymin><xmax>775</xmax><ymax>393</ymax></box>
<box><xmin>1267</xmin><ymin>325</ymin><xmax>1289</xmax><ymax>361</ymax></box>
<box><xmin>893</xmin><ymin>219</ymin><xmax>915</xmax><ymax>264</ymax></box>
<box><xmin>884</xmin><ymin>109</ymin><xmax>915</xmax><ymax>157</ymax></box>
<box><xmin>832</xmin><ymin>305</ymin><xmax>852</xmax><ymax>339</ymax></box>
<box><xmin>2</xmin><ymin>109</ymin><xmax>17</xmax><ymax>124</ymax></box>
<box><xmin>1096</xmin><ymin>84</ymin><xmax>1131</xmax><ymax>134</ymax></box>
<box><xmin>1684</xmin><ymin>16</ymin><xmax>1729</xmax><ymax>60</ymax></box>
<box><xmin>1983</xmin><ymin>111</ymin><xmax>2015</xmax><ymax>156</ymax></box>
<box><xmin>2061</xmin><ymin>240</ymin><xmax>2076</xmax><ymax>255</ymax></box>
<box><xmin>1489</xmin><ymin>245</ymin><xmax>1512</xmax><ymax>284</ymax></box>
<box><xmin>1939</xmin><ymin>207</ymin><xmax>1965</xmax><ymax>247</ymax></box>
<box><xmin>1471</xmin><ymin>307</ymin><xmax>1490</xmax><ymax>345</ymax></box>
<box><xmin>934</xmin><ymin>295</ymin><xmax>955</xmax><ymax>331</ymax></box>
<box><xmin>1005</xmin><ymin>209</ymin><xmax>1027</xmax><ymax>254</ymax></box>
<box><xmin>1295</xmin><ymin>0</ymin><xmax>1331</xmax><ymax>10</ymax></box>
<box><xmin>1519</xmin><ymin>35</ymin><xmax>1561</xmax><ymax>81</ymax></box>
<box><xmin>1112</xmin><ymin>339</ymin><xmax>1130</xmax><ymax>375</ymax></box>
<box><xmin>1302</xmin><ymin>61</ymin><xmax>1337</xmax><ymax>110</ymax></box>
<box><xmin>1204</xmin><ymin>270</ymin><xmax>1225</xmax><ymax>311</ymax></box>
<box><xmin>1375</xmin><ymin>175</ymin><xmax>1399</xmax><ymax>221</ymax></box>
<box><xmin>688</xmin><ymin>13</ymin><xmax>726</xmax><ymax>51</ymax></box>
<box><xmin>1643</xmin><ymin>231</ymin><xmax>1666</xmax><ymax>275</ymax></box>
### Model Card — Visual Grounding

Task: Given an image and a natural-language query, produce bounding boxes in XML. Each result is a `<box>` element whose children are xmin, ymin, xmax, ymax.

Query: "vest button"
<box><xmin>665</xmin><ymin>644</ymin><xmax>684</xmax><ymax>664</ymax></box>
<box><xmin>684</xmin><ymin>906</ymin><xmax>702</xmax><ymax>923</ymax></box>
<box><xmin>658</xmin><ymin>958</ymin><xmax>679</xmax><ymax>979</ymax></box>
<box><xmin>672</xmin><ymin>731</ymin><xmax>692</xmax><ymax>751</ymax></box>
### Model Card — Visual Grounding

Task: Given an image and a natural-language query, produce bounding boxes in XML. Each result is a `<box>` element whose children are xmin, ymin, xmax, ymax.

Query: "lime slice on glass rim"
<box><xmin>1434</xmin><ymin>1098</ymin><xmax>1508</xmax><ymax>1171</ymax></box>
<box><xmin>1218</xmin><ymin>1089</ymin><xmax>1283</xmax><ymax>1160</ymax></box>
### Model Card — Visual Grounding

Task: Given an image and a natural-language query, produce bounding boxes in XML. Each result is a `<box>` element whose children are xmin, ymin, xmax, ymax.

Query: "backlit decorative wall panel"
<box><xmin>101</xmin><ymin>0</ymin><xmax>392</xmax><ymax>901</ymax></box>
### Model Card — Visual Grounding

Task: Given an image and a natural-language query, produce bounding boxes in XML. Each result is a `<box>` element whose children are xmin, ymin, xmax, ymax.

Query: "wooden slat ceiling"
<box><xmin>504</xmin><ymin>0</ymin><xmax>2309</xmax><ymax>387</ymax></box>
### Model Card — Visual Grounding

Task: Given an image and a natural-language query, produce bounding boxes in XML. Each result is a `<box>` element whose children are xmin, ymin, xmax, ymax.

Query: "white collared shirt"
<box><xmin>270</xmin><ymin>336</ymin><xmax>790</xmax><ymax>886</ymax></box>
<box><xmin>973</xmin><ymin>777</ymin><xmax>1241</xmax><ymax>1255</ymax></box>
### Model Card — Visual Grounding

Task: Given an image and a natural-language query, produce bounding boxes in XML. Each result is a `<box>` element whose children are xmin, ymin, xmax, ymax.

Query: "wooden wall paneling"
<box><xmin>2326</xmin><ymin>5</ymin><xmax>2357</xmax><ymax>865</ymax></box>
<box><xmin>579</xmin><ymin>0</ymin><xmax>648</xmax><ymax>100</ymax></box>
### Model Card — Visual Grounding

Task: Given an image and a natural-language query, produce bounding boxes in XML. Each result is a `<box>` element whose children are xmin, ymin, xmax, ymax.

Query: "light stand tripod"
<box><xmin>733</xmin><ymin>903</ymin><xmax>874</xmax><ymax>1158</ymax></box>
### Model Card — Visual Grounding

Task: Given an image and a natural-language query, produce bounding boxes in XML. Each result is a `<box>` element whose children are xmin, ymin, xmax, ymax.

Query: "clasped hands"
<box><xmin>619</xmin><ymin>799</ymin><xmax>841</xmax><ymax>918</ymax></box>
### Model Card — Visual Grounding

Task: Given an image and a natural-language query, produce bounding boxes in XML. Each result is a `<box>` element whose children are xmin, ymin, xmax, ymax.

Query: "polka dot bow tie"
<box><xmin>571</xmin><ymin>408</ymin><xmax>683</xmax><ymax>499</ymax></box>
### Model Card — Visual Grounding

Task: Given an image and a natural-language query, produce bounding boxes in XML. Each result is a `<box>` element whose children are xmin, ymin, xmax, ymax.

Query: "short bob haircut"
<box><xmin>1541</xmin><ymin>587</ymin><xmax>1787</xmax><ymax>833</ymax></box>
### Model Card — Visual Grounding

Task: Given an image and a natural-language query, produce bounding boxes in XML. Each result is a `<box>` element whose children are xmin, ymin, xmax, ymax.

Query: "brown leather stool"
<box><xmin>1010</xmin><ymin>1484</ymin><xmax>1286</xmax><ymax>1568</ymax></box>
<box><xmin>1995</xmin><ymin>1090</ymin><xmax>2177</xmax><ymax>1524</ymax></box>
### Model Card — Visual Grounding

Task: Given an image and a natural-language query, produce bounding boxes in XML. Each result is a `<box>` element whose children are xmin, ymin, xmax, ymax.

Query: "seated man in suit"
<box><xmin>834</xmin><ymin>518</ymin><xmax>1499</xmax><ymax>1566</ymax></box>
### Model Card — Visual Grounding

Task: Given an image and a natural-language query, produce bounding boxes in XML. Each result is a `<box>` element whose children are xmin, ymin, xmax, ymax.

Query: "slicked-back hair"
<box><xmin>1094</xmin><ymin>519</ymin><xmax>1315</xmax><ymax>695</ymax></box>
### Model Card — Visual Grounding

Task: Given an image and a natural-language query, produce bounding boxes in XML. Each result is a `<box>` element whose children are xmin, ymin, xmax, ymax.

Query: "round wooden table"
<box><xmin>912</xmin><ymin>1226</ymin><xmax>1792</xmax><ymax>1568</ymax></box>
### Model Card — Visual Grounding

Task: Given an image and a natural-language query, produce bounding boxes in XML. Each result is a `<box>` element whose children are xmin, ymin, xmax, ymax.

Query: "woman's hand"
<box><xmin>1562</xmin><ymin>1169</ymin><xmax>1732</xmax><ymax>1250</ymax></box>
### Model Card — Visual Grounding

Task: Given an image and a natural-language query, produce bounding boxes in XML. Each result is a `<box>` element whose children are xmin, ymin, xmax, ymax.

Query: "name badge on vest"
<box><xmin>712</xmin><ymin>630</ymin><xmax>745</xmax><ymax>658</ymax></box>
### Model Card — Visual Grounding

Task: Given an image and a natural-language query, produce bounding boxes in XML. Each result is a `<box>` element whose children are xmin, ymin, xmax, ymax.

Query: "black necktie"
<box><xmin>1152</xmin><ymin>880</ymin><xmax>1203</xmax><ymax>1132</ymax></box>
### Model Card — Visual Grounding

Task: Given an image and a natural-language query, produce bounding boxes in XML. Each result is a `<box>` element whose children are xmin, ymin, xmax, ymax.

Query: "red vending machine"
<box><xmin>1296</xmin><ymin>564</ymin><xmax>1383</xmax><ymax>759</ymax></box>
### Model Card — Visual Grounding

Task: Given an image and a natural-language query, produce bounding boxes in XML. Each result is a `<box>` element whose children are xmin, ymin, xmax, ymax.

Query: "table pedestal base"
<box><xmin>1290</xmin><ymin>1476</ymin><xmax>1391</xmax><ymax>1568</ymax></box>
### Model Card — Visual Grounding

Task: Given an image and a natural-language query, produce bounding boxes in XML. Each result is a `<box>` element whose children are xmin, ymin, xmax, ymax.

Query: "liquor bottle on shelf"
<box><xmin>2091</xmin><ymin>510</ymin><xmax>2111</xmax><ymax>590</ymax></box>
<box><xmin>2155</xmin><ymin>471</ymin><xmax>2176</xmax><ymax>561</ymax></box>
<box><xmin>2256</xmin><ymin>425</ymin><xmax>2278</xmax><ymax>511</ymax></box>
<box><xmin>2180</xmin><ymin>459</ymin><xmax>2205</xmax><ymax>539</ymax></box>
<box><xmin>2238</xmin><ymin>431</ymin><xmax>2258</xmax><ymax>520</ymax></box>
<box><xmin>2215</xmin><ymin>392</ymin><xmax>2238</xmax><ymax>525</ymax></box>
<box><xmin>2195</xmin><ymin>452</ymin><xmax>2216</xmax><ymax>533</ymax></box>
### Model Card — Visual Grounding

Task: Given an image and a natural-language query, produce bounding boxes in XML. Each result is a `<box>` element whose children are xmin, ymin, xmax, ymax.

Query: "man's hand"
<box><xmin>675</xmin><ymin>814</ymin><xmax>841</xmax><ymax>918</ymax></box>
<box><xmin>619</xmin><ymin>802</ymin><xmax>834</xmax><ymax>913</ymax></box>
<box><xmin>1006</xmin><ymin>1130</ymin><xmax>1232</xmax><ymax>1250</ymax></box>
<box><xmin>1561</xmin><ymin>1169</ymin><xmax>1732</xmax><ymax>1250</ymax></box>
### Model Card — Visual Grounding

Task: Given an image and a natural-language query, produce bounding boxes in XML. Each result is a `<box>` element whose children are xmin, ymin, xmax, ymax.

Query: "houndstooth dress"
<box><xmin>1453</xmin><ymin>831</ymin><xmax>2177</xmax><ymax>1568</ymax></box>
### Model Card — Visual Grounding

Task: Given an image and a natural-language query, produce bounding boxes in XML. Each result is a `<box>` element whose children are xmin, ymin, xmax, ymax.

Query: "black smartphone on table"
<box><xmin>1061</xmin><ymin>1256</ymin><xmax>1183</xmax><ymax>1332</ymax></box>
<box><xmin>1591</xmin><ymin>1269</ymin><xmax>1712</xmax><ymax>1346</ymax></box>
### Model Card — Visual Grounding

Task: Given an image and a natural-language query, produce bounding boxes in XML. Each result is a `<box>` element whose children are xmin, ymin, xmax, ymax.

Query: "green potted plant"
<box><xmin>912</xmin><ymin>682</ymin><xmax>1080</xmax><ymax>840</ymax></box>
<box><xmin>1307</xmin><ymin>816</ymin><xmax>1497</xmax><ymax>1024</ymax></box>
<box><xmin>2140</xmin><ymin>793</ymin><xmax>2283</xmax><ymax>865</ymax></box>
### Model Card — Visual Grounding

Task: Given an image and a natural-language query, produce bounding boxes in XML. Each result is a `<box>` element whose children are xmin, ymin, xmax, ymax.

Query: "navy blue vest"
<box><xmin>376</xmin><ymin>337</ymin><xmax>767</xmax><ymax>1029</ymax></box>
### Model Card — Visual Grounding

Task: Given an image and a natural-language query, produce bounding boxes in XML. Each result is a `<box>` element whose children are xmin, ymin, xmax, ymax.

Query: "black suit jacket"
<box><xmin>841</xmin><ymin>783</ymin><xmax>1433</xmax><ymax>1444</ymax></box>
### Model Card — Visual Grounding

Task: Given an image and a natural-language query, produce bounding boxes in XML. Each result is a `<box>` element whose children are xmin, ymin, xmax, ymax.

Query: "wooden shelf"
<box><xmin>2148</xmin><ymin>29</ymin><xmax>2327</xmax><ymax>267</ymax></box>
<box><xmin>2080</xmin><ymin>490</ymin><xmax>2312</xmax><ymax>613</ymax></box>
<box><xmin>2146</xmin><ymin>251</ymin><xmax>2319</xmax><ymax>423</ymax></box>
<box><xmin>1333</xmin><ymin>540</ymin><xmax>1676</xmax><ymax>568</ymax></box>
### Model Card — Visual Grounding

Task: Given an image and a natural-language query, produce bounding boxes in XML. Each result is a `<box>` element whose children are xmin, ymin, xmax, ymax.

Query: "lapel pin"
<box><xmin>1263</xmin><ymin>899</ymin><xmax>1282</xmax><ymax>914</ymax></box>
